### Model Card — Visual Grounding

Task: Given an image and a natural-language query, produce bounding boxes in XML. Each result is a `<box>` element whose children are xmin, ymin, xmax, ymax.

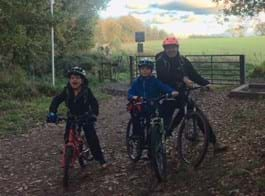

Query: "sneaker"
<box><xmin>101</xmin><ymin>163</ymin><xmax>108</xmax><ymax>169</ymax></box>
<box><xmin>99</xmin><ymin>159</ymin><xmax>108</xmax><ymax>169</ymax></box>
<box><xmin>165</xmin><ymin>129</ymin><xmax>173</xmax><ymax>138</ymax></box>
<box><xmin>213</xmin><ymin>142</ymin><xmax>228</xmax><ymax>153</ymax></box>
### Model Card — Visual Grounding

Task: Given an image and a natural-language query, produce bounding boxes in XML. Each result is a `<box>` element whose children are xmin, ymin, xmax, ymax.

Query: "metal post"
<box><xmin>240</xmin><ymin>55</ymin><xmax>246</xmax><ymax>84</ymax></box>
<box><xmin>51</xmin><ymin>0</ymin><xmax>55</xmax><ymax>86</ymax></box>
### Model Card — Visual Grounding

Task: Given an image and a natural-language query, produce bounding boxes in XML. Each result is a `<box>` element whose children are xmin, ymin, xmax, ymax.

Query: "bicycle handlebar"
<box><xmin>48</xmin><ymin>113</ymin><xmax>96</xmax><ymax>124</ymax></box>
<box><xmin>186</xmin><ymin>86</ymin><xmax>210</xmax><ymax>91</ymax></box>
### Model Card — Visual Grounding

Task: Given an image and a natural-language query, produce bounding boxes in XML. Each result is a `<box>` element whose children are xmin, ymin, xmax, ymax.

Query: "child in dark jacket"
<box><xmin>128</xmin><ymin>59</ymin><xmax>179</xmax><ymax>138</ymax></box>
<box><xmin>47</xmin><ymin>66</ymin><xmax>107</xmax><ymax>168</ymax></box>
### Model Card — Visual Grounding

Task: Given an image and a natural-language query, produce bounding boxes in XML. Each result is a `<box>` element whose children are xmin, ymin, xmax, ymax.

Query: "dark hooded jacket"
<box><xmin>155</xmin><ymin>52</ymin><xmax>209</xmax><ymax>91</ymax></box>
<box><xmin>49</xmin><ymin>83</ymin><xmax>98</xmax><ymax>116</ymax></box>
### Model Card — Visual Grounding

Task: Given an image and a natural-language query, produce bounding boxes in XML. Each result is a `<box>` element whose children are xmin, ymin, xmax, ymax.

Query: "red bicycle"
<box><xmin>57</xmin><ymin>115</ymin><xmax>94</xmax><ymax>187</ymax></box>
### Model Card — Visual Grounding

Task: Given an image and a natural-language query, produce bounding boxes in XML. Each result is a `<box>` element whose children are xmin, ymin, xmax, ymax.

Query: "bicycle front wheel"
<box><xmin>150</xmin><ymin>124</ymin><xmax>167</xmax><ymax>181</ymax></box>
<box><xmin>63</xmin><ymin>146</ymin><xmax>73</xmax><ymax>187</ymax></box>
<box><xmin>177</xmin><ymin>111</ymin><xmax>209</xmax><ymax>168</ymax></box>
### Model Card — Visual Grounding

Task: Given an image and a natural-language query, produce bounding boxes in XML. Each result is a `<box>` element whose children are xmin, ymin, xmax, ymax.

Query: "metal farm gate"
<box><xmin>129</xmin><ymin>54</ymin><xmax>246</xmax><ymax>85</ymax></box>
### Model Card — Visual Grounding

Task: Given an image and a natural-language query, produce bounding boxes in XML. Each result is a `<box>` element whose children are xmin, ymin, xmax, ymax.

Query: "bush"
<box><xmin>0</xmin><ymin>67</ymin><xmax>63</xmax><ymax>100</ymax></box>
<box><xmin>249</xmin><ymin>61</ymin><xmax>265</xmax><ymax>79</ymax></box>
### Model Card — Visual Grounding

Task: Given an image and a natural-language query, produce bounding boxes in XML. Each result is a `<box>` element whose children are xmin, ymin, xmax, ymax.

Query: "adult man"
<box><xmin>155</xmin><ymin>36</ymin><xmax>227</xmax><ymax>153</ymax></box>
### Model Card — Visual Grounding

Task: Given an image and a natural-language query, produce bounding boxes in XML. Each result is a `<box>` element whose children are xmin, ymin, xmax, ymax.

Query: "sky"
<box><xmin>99</xmin><ymin>0</ymin><xmax>265</xmax><ymax>37</ymax></box>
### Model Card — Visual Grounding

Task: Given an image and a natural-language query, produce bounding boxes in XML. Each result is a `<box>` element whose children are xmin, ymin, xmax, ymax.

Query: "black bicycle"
<box><xmin>126</xmin><ymin>94</ymin><xmax>171</xmax><ymax>181</ymax></box>
<box><xmin>177</xmin><ymin>87</ymin><xmax>209</xmax><ymax>168</ymax></box>
<box><xmin>168</xmin><ymin>86</ymin><xmax>210</xmax><ymax>168</ymax></box>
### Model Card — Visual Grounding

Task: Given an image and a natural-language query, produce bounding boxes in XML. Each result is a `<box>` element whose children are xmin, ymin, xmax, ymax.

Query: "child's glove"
<box><xmin>205</xmin><ymin>84</ymin><xmax>213</xmax><ymax>91</ymax></box>
<box><xmin>171</xmin><ymin>91</ymin><xmax>179</xmax><ymax>97</ymax></box>
<box><xmin>47</xmin><ymin>112</ymin><xmax>58</xmax><ymax>123</ymax></box>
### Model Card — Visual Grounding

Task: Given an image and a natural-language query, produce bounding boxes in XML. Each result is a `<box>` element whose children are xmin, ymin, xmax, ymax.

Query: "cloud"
<box><xmin>182</xmin><ymin>15</ymin><xmax>201</xmax><ymax>23</ymax></box>
<box><xmin>129</xmin><ymin>10</ymin><xmax>151</xmax><ymax>15</ymax></box>
<box><xmin>150</xmin><ymin>13</ymin><xmax>201</xmax><ymax>24</ymax></box>
<box><xmin>150</xmin><ymin>0</ymin><xmax>218</xmax><ymax>15</ymax></box>
<box><xmin>126</xmin><ymin>1</ymin><xmax>151</xmax><ymax>10</ymax></box>
<box><xmin>152</xmin><ymin>14</ymin><xmax>179</xmax><ymax>24</ymax></box>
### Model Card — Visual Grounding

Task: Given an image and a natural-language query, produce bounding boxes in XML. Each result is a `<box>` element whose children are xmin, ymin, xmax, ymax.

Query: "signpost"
<box><xmin>135</xmin><ymin>32</ymin><xmax>145</xmax><ymax>54</ymax></box>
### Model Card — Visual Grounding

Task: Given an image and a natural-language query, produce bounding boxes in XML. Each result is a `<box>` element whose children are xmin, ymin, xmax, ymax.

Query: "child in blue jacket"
<box><xmin>128</xmin><ymin>59</ymin><xmax>178</xmax><ymax>138</ymax></box>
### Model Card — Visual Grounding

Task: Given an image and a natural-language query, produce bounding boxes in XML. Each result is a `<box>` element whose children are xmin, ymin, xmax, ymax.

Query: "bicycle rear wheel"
<box><xmin>63</xmin><ymin>146</ymin><xmax>73</xmax><ymax>187</ymax></box>
<box><xmin>150</xmin><ymin>124</ymin><xmax>167</xmax><ymax>181</ymax></box>
<box><xmin>126</xmin><ymin>119</ymin><xmax>143</xmax><ymax>162</ymax></box>
<box><xmin>177</xmin><ymin>111</ymin><xmax>209</xmax><ymax>168</ymax></box>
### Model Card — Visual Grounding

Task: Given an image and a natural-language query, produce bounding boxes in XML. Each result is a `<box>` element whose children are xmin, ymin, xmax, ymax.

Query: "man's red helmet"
<box><xmin>162</xmin><ymin>36</ymin><xmax>179</xmax><ymax>47</ymax></box>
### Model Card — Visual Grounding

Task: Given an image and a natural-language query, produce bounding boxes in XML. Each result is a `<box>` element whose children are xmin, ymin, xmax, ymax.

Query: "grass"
<box><xmin>121</xmin><ymin>36</ymin><xmax>265</xmax><ymax>66</ymax></box>
<box><xmin>0</xmin><ymin>71</ymin><xmax>111</xmax><ymax>136</ymax></box>
<box><xmin>0</xmin><ymin>97</ymin><xmax>52</xmax><ymax>136</ymax></box>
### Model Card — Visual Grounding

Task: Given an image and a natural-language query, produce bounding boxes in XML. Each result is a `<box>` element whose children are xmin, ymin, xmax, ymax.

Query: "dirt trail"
<box><xmin>1</xmin><ymin>89</ymin><xmax>265</xmax><ymax>196</ymax></box>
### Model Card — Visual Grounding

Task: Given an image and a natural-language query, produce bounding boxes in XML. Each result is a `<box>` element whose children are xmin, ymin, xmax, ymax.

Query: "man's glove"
<box><xmin>47</xmin><ymin>112</ymin><xmax>58</xmax><ymax>123</ymax></box>
<box><xmin>183</xmin><ymin>76</ymin><xmax>193</xmax><ymax>88</ymax></box>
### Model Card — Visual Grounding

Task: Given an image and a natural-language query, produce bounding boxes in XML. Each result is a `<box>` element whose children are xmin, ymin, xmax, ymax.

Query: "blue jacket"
<box><xmin>128</xmin><ymin>75</ymin><xmax>174</xmax><ymax>100</ymax></box>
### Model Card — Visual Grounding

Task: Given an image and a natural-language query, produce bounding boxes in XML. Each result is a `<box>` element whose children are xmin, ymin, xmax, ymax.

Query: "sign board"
<box><xmin>137</xmin><ymin>43</ymin><xmax>143</xmax><ymax>53</ymax></box>
<box><xmin>135</xmin><ymin>32</ymin><xmax>145</xmax><ymax>42</ymax></box>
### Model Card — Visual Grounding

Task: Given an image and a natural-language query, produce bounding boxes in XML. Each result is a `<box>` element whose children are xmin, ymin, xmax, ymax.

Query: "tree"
<box><xmin>0</xmin><ymin>0</ymin><xmax>109</xmax><ymax>73</ymax></box>
<box><xmin>255</xmin><ymin>22</ymin><xmax>265</xmax><ymax>35</ymax></box>
<box><xmin>213</xmin><ymin>0</ymin><xmax>265</xmax><ymax>16</ymax></box>
<box><xmin>226</xmin><ymin>24</ymin><xmax>246</xmax><ymax>37</ymax></box>
<box><xmin>95</xmin><ymin>15</ymin><xmax>169</xmax><ymax>46</ymax></box>
<box><xmin>54</xmin><ymin>0</ymin><xmax>109</xmax><ymax>57</ymax></box>
<box><xmin>0</xmin><ymin>0</ymin><xmax>51</xmax><ymax>70</ymax></box>
<box><xmin>95</xmin><ymin>18</ymin><xmax>122</xmax><ymax>45</ymax></box>
<box><xmin>119</xmin><ymin>16</ymin><xmax>145</xmax><ymax>42</ymax></box>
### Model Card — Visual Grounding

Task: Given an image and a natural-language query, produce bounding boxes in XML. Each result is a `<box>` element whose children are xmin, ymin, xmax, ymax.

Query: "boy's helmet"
<box><xmin>163</xmin><ymin>36</ymin><xmax>179</xmax><ymax>47</ymax></box>
<box><xmin>67</xmin><ymin>66</ymin><xmax>86</xmax><ymax>78</ymax></box>
<box><xmin>138</xmin><ymin>59</ymin><xmax>154</xmax><ymax>70</ymax></box>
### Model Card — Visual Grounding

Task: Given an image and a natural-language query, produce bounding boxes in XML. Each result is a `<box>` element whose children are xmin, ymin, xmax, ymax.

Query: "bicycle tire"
<box><xmin>63</xmin><ymin>146</ymin><xmax>73</xmax><ymax>187</ymax></box>
<box><xmin>126</xmin><ymin>119</ymin><xmax>143</xmax><ymax>162</ymax></box>
<box><xmin>177</xmin><ymin>111</ymin><xmax>209</xmax><ymax>168</ymax></box>
<box><xmin>150</xmin><ymin>124</ymin><xmax>167</xmax><ymax>181</ymax></box>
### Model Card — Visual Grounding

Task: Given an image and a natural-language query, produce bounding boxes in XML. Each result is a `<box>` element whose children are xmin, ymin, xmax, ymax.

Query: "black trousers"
<box><xmin>160</xmin><ymin>100</ymin><xmax>216</xmax><ymax>144</ymax></box>
<box><xmin>130</xmin><ymin>107</ymin><xmax>152</xmax><ymax>138</ymax></box>
<box><xmin>64</xmin><ymin>120</ymin><xmax>105</xmax><ymax>163</ymax></box>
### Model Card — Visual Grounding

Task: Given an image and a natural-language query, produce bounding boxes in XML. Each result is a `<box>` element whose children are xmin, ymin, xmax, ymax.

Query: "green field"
<box><xmin>121</xmin><ymin>36</ymin><xmax>265</xmax><ymax>66</ymax></box>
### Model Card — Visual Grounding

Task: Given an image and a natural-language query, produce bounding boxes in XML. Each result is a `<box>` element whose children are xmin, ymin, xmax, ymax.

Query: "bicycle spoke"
<box><xmin>178</xmin><ymin>112</ymin><xmax>209</xmax><ymax>168</ymax></box>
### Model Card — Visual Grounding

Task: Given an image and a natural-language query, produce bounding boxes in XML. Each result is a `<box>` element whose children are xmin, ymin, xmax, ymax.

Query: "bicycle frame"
<box><xmin>168</xmin><ymin>86</ymin><xmax>206</xmax><ymax>129</ymax></box>
<box><xmin>60</xmin><ymin>114</ymin><xmax>93</xmax><ymax>168</ymax></box>
<box><xmin>61</xmin><ymin>126</ymin><xmax>83</xmax><ymax>168</ymax></box>
<box><xmin>128</xmin><ymin>95</ymin><xmax>170</xmax><ymax>146</ymax></box>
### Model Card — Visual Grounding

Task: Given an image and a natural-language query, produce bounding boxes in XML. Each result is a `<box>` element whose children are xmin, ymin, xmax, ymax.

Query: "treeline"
<box><xmin>0</xmin><ymin>0</ymin><xmax>109</xmax><ymax>75</ymax></box>
<box><xmin>94</xmin><ymin>16</ymin><xmax>169</xmax><ymax>47</ymax></box>
<box><xmin>189</xmin><ymin>35</ymin><xmax>228</xmax><ymax>38</ymax></box>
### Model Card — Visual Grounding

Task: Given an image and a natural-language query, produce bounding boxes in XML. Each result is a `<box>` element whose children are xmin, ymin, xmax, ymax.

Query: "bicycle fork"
<box><xmin>61</xmin><ymin>129</ymin><xmax>82</xmax><ymax>168</ymax></box>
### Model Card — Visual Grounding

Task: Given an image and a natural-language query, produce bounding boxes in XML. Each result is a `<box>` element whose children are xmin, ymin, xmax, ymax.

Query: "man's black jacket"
<box><xmin>155</xmin><ymin>52</ymin><xmax>209</xmax><ymax>90</ymax></box>
<box><xmin>49</xmin><ymin>83</ymin><xmax>99</xmax><ymax>116</ymax></box>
